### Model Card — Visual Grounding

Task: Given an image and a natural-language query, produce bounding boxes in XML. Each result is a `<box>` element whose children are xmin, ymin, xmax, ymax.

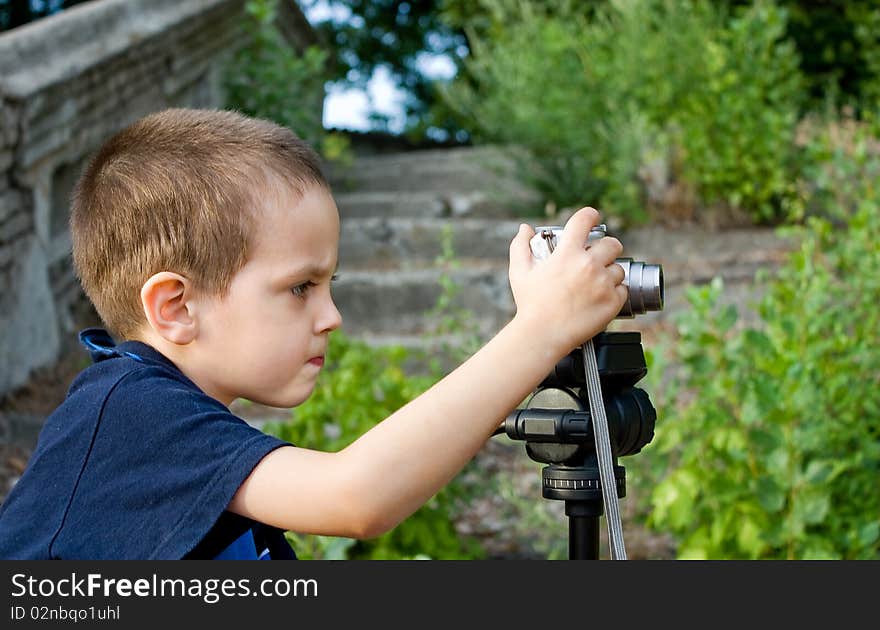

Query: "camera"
<box><xmin>529</xmin><ymin>224</ymin><xmax>664</xmax><ymax>318</ymax></box>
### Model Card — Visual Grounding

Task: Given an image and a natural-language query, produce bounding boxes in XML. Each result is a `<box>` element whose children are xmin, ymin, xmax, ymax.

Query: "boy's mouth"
<box><xmin>308</xmin><ymin>356</ymin><xmax>324</xmax><ymax>367</ymax></box>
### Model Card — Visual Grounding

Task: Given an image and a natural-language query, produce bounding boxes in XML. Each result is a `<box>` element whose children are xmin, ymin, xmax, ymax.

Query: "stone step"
<box><xmin>618</xmin><ymin>225</ymin><xmax>794</xmax><ymax>267</ymax></box>
<box><xmin>334</xmin><ymin>222</ymin><xmax>794</xmax><ymax>336</ymax></box>
<box><xmin>325</xmin><ymin>145</ymin><xmax>541</xmax><ymax>202</ymax></box>
<box><xmin>332</xmin><ymin>265</ymin><xmax>514</xmax><ymax>337</ymax></box>
<box><xmin>327</xmin><ymin>145</ymin><xmax>512</xmax><ymax>177</ymax></box>
<box><xmin>333</xmin><ymin>190</ymin><xmax>537</xmax><ymax>219</ymax></box>
<box><xmin>617</xmin><ymin>225</ymin><xmax>794</xmax><ymax>302</ymax></box>
<box><xmin>339</xmin><ymin>218</ymin><xmax>793</xmax><ymax>273</ymax></box>
<box><xmin>345</xmin><ymin>258</ymin><xmax>778</xmax><ymax>375</ymax></box>
<box><xmin>338</xmin><ymin>217</ymin><xmax>525</xmax><ymax>270</ymax></box>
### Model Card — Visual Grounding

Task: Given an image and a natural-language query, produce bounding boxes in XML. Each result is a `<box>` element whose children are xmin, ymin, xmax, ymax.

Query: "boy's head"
<box><xmin>71</xmin><ymin>108</ymin><xmax>343</xmax><ymax>407</ymax></box>
<box><xmin>71</xmin><ymin>108</ymin><xmax>328</xmax><ymax>339</ymax></box>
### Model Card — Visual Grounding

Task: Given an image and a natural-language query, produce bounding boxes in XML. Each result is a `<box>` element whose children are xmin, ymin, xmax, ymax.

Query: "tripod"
<box><xmin>498</xmin><ymin>331</ymin><xmax>657</xmax><ymax>559</ymax></box>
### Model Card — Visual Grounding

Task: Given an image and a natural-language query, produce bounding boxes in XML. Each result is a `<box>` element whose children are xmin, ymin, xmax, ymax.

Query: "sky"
<box><xmin>302</xmin><ymin>1</ymin><xmax>457</xmax><ymax>133</ymax></box>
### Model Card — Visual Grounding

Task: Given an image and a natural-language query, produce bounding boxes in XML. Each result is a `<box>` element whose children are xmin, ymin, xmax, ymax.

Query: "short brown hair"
<box><xmin>70</xmin><ymin>108</ymin><xmax>328</xmax><ymax>338</ymax></box>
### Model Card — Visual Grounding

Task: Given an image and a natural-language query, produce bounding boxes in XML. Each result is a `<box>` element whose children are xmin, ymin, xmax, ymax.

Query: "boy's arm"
<box><xmin>228</xmin><ymin>207</ymin><xmax>627</xmax><ymax>539</ymax></box>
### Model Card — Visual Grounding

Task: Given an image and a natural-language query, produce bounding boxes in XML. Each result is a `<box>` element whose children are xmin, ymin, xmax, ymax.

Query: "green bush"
<box><xmin>442</xmin><ymin>0</ymin><xmax>804</xmax><ymax>225</ymax></box>
<box><xmin>675</xmin><ymin>1</ymin><xmax>803</xmax><ymax>221</ymax></box>
<box><xmin>646</xmin><ymin>127</ymin><xmax>880</xmax><ymax>559</ymax></box>
<box><xmin>440</xmin><ymin>1</ymin><xmax>623</xmax><ymax>217</ymax></box>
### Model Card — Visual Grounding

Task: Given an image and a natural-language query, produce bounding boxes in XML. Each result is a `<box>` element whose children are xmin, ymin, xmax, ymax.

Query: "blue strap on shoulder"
<box><xmin>78</xmin><ymin>328</ymin><xmax>144</xmax><ymax>364</ymax></box>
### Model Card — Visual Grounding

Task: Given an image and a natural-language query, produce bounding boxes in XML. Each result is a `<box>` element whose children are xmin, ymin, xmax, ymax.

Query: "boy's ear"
<box><xmin>140</xmin><ymin>272</ymin><xmax>198</xmax><ymax>345</ymax></box>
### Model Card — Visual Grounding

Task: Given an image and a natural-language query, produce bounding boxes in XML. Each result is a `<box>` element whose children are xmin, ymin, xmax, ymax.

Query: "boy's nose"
<box><xmin>318</xmin><ymin>297</ymin><xmax>343</xmax><ymax>334</ymax></box>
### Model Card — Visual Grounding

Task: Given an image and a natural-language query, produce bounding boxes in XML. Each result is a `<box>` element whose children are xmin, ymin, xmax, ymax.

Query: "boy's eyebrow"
<box><xmin>278</xmin><ymin>262</ymin><xmax>339</xmax><ymax>281</ymax></box>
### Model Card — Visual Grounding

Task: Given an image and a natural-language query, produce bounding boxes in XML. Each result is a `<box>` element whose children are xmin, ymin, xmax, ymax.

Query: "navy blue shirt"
<box><xmin>0</xmin><ymin>329</ymin><xmax>296</xmax><ymax>559</ymax></box>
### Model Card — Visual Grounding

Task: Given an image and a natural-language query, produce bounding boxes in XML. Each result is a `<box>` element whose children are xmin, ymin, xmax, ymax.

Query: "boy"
<box><xmin>0</xmin><ymin>109</ymin><xmax>627</xmax><ymax>559</ymax></box>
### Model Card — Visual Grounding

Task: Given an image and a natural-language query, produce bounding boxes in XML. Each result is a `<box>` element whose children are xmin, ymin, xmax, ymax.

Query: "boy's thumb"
<box><xmin>509</xmin><ymin>223</ymin><xmax>536</xmax><ymax>276</ymax></box>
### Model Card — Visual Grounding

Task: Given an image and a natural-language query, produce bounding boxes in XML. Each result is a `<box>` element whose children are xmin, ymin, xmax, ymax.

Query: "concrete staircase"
<box><xmin>323</xmin><ymin>144</ymin><xmax>796</xmax><ymax>361</ymax></box>
<box><xmin>325</xmin><ymin>145</ymin><xmax>543</xmax><ymax>359</ymax></box>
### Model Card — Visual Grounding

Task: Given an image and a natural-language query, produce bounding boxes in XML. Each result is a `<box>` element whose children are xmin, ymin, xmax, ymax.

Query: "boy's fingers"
<box><xmin>557</xmin><ymin>207</ymin><xmax>602</xmax><ymax>253</ymax></box>
<box><xmin>588</xmin><ymin>236</ymin><xmax>624</xmax><ymax>265</ymax></box>
<box><xmin>509</xmin><ymin>223</ymin><xmax>536</xmax><ymax>277</ymax></box>
<box><xmin>609</xmin><ymin>261</ymin><xmax>626</xmax><ymax>285</ymax></box>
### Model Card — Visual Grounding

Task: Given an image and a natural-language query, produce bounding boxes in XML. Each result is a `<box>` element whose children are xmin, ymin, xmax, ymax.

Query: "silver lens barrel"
<box><xmin>615</xmin><ymin>258</ymin><xmax>664</xmax><ymax>318</ymax></box>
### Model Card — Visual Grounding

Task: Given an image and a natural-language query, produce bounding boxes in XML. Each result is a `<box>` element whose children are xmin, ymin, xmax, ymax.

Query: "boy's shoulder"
<box><xmin>0</xmin><ymin>329</ymin><xmax>290</xmax><ymax>560</ymax></box>
<box><xmin>30</xmin><ymin>329</ymin><xmax>224</xmax><ymax>482</ymax></box>
<box><xmin>68</xmin><ymin>328</ymin><xmax>220</xmax><ymax>412</ymax></box>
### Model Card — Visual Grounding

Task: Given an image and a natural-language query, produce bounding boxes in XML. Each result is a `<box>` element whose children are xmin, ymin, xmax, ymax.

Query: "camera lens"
<box><xmin>616</xmin><ymin>259</ymin><xmax>664</xmax><ymax>318</ymax></box>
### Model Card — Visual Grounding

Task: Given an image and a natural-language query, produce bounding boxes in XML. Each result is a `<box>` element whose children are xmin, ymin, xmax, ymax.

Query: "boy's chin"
<box><xmin>244</xmin><ymin>386</ymin><xmax>315</xmax><ymax>409</ymax></box>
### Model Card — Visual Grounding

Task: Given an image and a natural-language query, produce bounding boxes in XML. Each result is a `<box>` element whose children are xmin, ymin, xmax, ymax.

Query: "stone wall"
<box><xmin>0</xmin><ymin>0</ymin><xmax>319</xmax><ymax>396</ymax></box>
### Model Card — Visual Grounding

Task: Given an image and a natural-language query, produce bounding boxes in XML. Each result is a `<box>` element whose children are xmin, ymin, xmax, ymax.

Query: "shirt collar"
<box><xmin>79</xmin><ymin>327</ymin><xmax>186</xmax><ymax>378</ymax></box>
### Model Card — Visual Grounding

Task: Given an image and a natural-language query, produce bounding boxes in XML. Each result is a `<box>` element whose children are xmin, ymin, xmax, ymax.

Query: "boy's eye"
<box><xmin>291</xmin><ymin>281</ymin><xmax>316</xmax><ymax>298</ymax></box>
<box><xmin>290</xmin><ymin>275</ymin><xmax>338</xmax><ymax>299</ymax></box>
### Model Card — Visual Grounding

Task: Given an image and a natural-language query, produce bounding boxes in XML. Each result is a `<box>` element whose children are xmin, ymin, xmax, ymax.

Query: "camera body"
<box><xmin>529</xmin><ymin>224</ymin><xmax>664</xmax><ymax>318</ymax></box>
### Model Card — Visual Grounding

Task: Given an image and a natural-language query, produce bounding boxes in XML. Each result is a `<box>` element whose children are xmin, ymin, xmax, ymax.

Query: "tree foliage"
<box><xmin>225</xmin><ymin>0</ymin><xmax>329</xmax><ymax>147</ymax></box>
<box><xmin>723</xmin><ymin>0</ymin><xmax>880</xmax><ymax>110</ymax></box>
<box><xmin>299</xmin><ymin>0</ymin><xmax>583</xmax><ymax>137</ymax></box>
<box><xmin>302</xmin><ymin>0</ymin><xmax>880</xmax><ymax>139</ymax></box>
<box><xmin>440</xmin><ymin>0</ymin><xmax>805</xmax><ymax>225</ymax></box>
<box><xmin>300</xmin><ymin>0</ymin><xmax>466</xmax><ymax>134</ymax></box>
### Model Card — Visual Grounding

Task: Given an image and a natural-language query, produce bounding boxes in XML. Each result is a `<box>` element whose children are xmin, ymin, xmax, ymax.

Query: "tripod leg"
<box><xmin>569</xmin><ymin>516</ymin><xmax>600</xmax><ymax>559</ymax></box>
<box><xmin>566</xmin><ymin>500</ymin><xmax>602</xmax><ymax>560</ymax></box>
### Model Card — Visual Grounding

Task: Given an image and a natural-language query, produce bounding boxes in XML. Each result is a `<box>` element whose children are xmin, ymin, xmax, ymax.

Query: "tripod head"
<box><xmin>497</xmin><ymin>332</ymin><xmax>657</xmax><ymax>558</ymax></box>
<box><xmin>504</xmin><ymin>332</ymin><xmax>656</xmax><ymax>468</ymax></box>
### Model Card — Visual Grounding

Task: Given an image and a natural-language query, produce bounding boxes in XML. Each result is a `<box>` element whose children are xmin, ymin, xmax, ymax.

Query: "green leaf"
<box><xmin>801</xmin><ymin>542</ymin><xmax>839</xmax><ymax>560</ymax></box>
<box><xmin>793</xmin><ymin>489</ymin><xmax>831</xmax><ymax>527</ymax></box>
<box><xmin>736</xmin><ymin>516</ymin><xmax>766</xmax><ymax>558</ymax></box>
<box><xmin>749</xmin><ymin>426</ymin><xmax>782</xmax><ymax>451</ymax></box>
<box><xmin>765</xmin><ymin>448</ymin><xmax>790</xmax><ymax>477</ymax></box>
<box><xmin>756</xmin><ymin>476</ymin><xmax>786</xmax><ymax>513</ymax></box>
<box><xmin>718</xmin><ymin>304</ymin><xmax>738</xmax><ymax>332</ymax></box>
<box><xmin>859</xmin><ymin>522</ymin><xmax>880</xmax><ymax>547</ymax></box>
<box><xmin>802</xmin><ymin>460</ymin><xmax>833</xmax><ymax>484</ymax></box>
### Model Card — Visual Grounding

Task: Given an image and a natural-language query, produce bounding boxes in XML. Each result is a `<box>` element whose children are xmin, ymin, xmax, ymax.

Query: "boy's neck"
<box><xmin>129</xmin><ymin>327</ymin><xmax>235</xmax><ymax>407</ymax></box>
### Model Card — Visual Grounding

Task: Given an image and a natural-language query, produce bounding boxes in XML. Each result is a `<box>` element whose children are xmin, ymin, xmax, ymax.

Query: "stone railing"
<box><xmin>0</xmin><ymin>0</ymin><xmax>319</xmax><ymax>396</ymax></box>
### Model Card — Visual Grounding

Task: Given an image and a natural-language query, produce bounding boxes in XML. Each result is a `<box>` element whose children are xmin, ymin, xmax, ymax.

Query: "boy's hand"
<box><xmin>508</xmin><ymin>207</ymin><xmax>627</xmax><ymax>356</ymax></box>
